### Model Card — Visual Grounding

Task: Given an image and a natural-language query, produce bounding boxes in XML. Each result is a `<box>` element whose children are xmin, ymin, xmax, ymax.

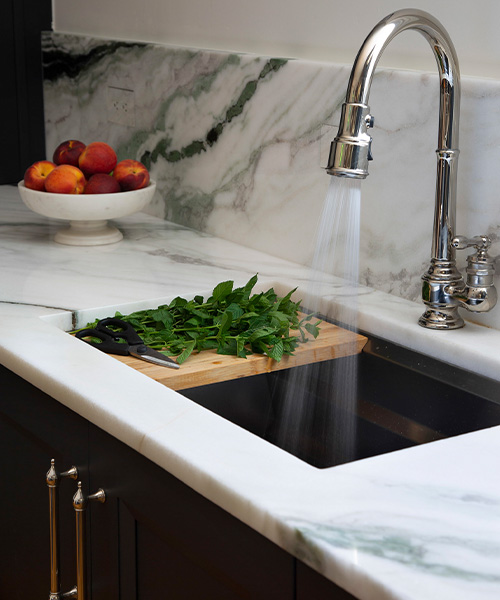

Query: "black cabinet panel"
<box><xmin>0</xmin><ymin>365</ymin><xmax>89</xmax><ymax>599</ymax></box>
<box><xmin>1</xmin><ymin>0</ymin><xmax>52</xmax><ymax>184</ymax></box>
<box><xmin>296</xmin><ymin>560</ymin><xmax>358</xmax><ymax>599</ymax></box>
<box><xmin>89</xmin><ymin>424</ymin><xmax>295</xmax><ymax>599</ymax></box>
<box><xmin>0</xmin><ymin>364</ymin><xmax>358</xmax><ymax>599</ymax></box>
<box><xmin>1</xmin><ymin>1</ymin><xmax>21</xmax><ymax>182</ymax></box>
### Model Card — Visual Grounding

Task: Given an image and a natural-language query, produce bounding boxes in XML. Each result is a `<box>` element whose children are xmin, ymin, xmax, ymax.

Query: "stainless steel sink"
<box><xmin>182</xmin><ymin>332</ymin><xmax>500</xmax><ymax>468</ymax></box>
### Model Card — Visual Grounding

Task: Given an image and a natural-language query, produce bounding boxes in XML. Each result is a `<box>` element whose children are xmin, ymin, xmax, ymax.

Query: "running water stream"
<box><xmin>270</xmin><ymin>177</ymin><xmax>362</xmax><ymax>467</ymax></box>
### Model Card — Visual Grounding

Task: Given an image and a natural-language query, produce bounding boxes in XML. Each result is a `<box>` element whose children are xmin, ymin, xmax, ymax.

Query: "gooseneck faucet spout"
<box><xmin>327</xmin><ymin>9</ymin><xmax>496</xmax><ymax>329</ymax></box>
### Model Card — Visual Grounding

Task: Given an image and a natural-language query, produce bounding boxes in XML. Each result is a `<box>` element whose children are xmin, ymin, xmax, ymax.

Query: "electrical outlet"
<box><xmin>106</xmin><ymin>86</ymin><xmax>136</xmax><ymax>127</ymax></box>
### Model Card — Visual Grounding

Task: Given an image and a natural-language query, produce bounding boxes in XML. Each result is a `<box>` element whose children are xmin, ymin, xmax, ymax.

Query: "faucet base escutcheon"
<box><xmin>419</xmin><ymin>258</ymin><xmax>465</xmax><ymax>329</ymax></box>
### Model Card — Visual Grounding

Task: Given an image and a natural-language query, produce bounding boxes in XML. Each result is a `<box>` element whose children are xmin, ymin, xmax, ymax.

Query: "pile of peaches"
<box><xmin>24</xmin><ymin>140</ymin><xmax>150</xmax><ymax>195</ymax></box>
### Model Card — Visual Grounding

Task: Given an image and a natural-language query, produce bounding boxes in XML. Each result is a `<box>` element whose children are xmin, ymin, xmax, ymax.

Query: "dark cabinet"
<box><xmin>297</xmin><ymin>562</ymin><xmax>358</xmax><ymax>599</ymax></box>
<box><xmin>2</xmin><ymin>0</ymin><xmax>51</xmax><ymax>184</ymax></box>
<box><xmin>0</xmin><ymin>364</ymin><xmax>356</xmax><ymax>599</ymax></box>
<box><xmin>89</xmin><ymin>425</ymin><xmax>295</xmax><ymax>599</ymax></box>
<box><xmin>0</xmin><ymin>365</ymin><xmax>89</xmax><ymax>599</ymax></box>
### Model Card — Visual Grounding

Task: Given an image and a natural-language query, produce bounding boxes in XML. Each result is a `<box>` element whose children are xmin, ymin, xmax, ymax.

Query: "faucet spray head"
<box><xmin>326</xmin><ymin>103</ymin><xmax>374</xmax><ymax>179</ymax></box>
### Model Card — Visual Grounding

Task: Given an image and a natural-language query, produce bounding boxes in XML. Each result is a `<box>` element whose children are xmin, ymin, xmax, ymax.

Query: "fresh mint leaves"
<box><xmin>80</xmin><ymin>275</ymin><xmax>321</xmax><ymax>364</ymax></box>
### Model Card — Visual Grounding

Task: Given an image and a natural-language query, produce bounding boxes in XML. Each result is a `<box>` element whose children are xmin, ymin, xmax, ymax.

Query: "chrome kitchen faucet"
<box><xmin>326</xmin><ymin>9</ymin><xmax>497</xmax><ymax>329</ymax></box>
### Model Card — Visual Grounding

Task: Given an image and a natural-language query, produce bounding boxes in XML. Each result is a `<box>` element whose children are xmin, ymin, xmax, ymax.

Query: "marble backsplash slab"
<box><xmin>42</xmin><ymin>32</ymin><xmax>500</xmax><ymax>330</ymax></box>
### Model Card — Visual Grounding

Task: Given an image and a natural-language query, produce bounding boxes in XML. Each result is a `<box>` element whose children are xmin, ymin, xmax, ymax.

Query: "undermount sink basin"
<box><xmin>182</xmin><ymin>331</ymin><xmax>500</xmax><ymax>468</ymax></box>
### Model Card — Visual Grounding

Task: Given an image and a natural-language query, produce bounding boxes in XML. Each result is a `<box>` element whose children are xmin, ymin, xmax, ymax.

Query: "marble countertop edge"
<box><xmin>2</xmin><ymin>306</ymin><xmax>500</xmax><ymax>600</ymax></box>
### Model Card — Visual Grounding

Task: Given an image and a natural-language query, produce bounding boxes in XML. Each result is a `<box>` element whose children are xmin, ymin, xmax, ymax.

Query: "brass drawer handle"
<box><xmin>46</xmin><ymin>461</ymin><xmax>105</xmax><ymax>599</ymax></box>
<box><xmin>46</xmin><ymin>459</ymin><xmax>79</xmax><ymax>600</ymax></box>
<box><xmin>71</xmin><ymin>482</ymin><xmax>106</xmax><ymax>600</ymax></box>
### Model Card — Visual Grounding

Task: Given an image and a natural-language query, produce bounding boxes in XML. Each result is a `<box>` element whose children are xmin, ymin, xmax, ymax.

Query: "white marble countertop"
<box><xmin>1</xmin><ymin>183</ymin><xmax>499</xmax><ymax>600</ymax></box>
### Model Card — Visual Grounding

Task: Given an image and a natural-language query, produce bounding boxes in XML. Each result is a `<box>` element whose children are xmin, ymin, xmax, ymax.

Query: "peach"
<box><xmin>45</xmin><ymin>165</ymin><xmax>86</xmax><ymax>194</ymax></box>
<box><xmin>113</xmin><ymin>159</ymin><xmax>150</xmax><ymax>191</ymax></box>
<box><xmin>24</xmin><ymin>160</ymin><xmax>56</xmax><ymax>191</ymax></box>
<box><xmin>53</xmin><ymin>140</ymin><xmax>86</xmax><ymax>167</ymax></box>
<box><xmin>78</xmin><ymin>142</ymin><xmax>117</xmax><ymax>177</ymax></box>
<box><xmin>84</xmin><ymin>173</ymin><xmax>121</xmax><ymax>194</ymax></box>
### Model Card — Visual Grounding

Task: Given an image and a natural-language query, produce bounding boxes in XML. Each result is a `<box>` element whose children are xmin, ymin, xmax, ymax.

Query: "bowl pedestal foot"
<box><xmin>54</xmin><ymin>220</ymin><xmax>123</xmax><ymax>246</ymax></box>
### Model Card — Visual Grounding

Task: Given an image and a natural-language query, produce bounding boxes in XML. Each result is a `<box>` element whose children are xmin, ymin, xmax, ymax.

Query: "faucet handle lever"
<box><xmin>448</xmin><ymin>234</ymin><xmax>497</xmax><ymax>314</ymax></box>
<box><xmin>452</xmin><ymin>235</ymin><xmax>491</xmax><ymax>252</ymax></box>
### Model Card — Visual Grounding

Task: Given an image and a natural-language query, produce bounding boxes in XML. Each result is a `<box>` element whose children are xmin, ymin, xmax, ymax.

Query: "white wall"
<box><xmin>52</xmin><ymin>0</ymin><xmax>500</xmax><ymax>79</ymax></box>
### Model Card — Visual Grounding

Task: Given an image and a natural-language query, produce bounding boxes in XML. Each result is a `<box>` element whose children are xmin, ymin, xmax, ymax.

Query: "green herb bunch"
<box><xmin>80</xmin><ymin>275</ymin><xmax>321</xmax><ymax>364</ymax></box>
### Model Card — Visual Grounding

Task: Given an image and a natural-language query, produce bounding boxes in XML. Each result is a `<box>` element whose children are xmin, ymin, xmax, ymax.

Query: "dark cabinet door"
<box><xmin>0</xmin><ymin>365</ymin><xmax>90</xmax><ymax>599</ymax></box>
<box><xmin>89</xmin><ymin>423</ymin><xmax>296</xmax><ymax>600</ymax></box>
<box><xmin>2</xmin><ymin>0</ymin><xmax>21</xmax><ymax>182</ymax></box>
<box><xmin>0</xmin><ymin>364</ymin><xmax>356</xmax><ymax>599</ymax></box>
<box><xmin>296</xmin><ymin>560</ymin><xmax>358</xmax><ymax>599</ymax></box>
<box><xmin>1</xmin><ymin>0</ymin><xmax>51</xmax><ymax>184</ymax></box>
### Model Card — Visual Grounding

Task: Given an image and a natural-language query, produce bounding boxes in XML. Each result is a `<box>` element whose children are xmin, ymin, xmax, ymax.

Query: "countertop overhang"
<box><xmin>1</xmin><ymin>184</ymin><xmax>499</xmax><ymax>600</ymax></box>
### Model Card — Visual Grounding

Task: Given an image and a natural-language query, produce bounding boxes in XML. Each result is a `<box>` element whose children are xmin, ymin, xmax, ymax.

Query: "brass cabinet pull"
<box><xmin>71</xmin><ymin>482</ymin><xmax>106</xmax><ymax>600</ymax></box>
<box><xmin>46</xmin><ymin>459</ymin><xmax>79</xmax><ymax>600</ymax></box>
<box><xmin>46</xmin><ymin>461</ymin><xmax>105</xmax><ymax>599</ymax></box>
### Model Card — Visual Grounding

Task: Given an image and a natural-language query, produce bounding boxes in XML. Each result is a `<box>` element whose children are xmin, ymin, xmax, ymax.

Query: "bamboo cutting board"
<box><xmin>112</xmin><ymin>320</ymin><xmax>367</xmax><ymax>391</ymax></box>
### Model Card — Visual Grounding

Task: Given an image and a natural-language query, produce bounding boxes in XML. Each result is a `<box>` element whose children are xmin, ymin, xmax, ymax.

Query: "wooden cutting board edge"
<box><xmin>112</xmin><ymin>320</ymin><xmax>368</xmax><ymax>391</ymax></box>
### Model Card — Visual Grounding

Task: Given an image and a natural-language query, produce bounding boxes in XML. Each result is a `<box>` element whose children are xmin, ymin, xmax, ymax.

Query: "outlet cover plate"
<box><xmin>106</xmin><ymin>86</ymin><xmax>136</xmax><ymax>127</ymax></box>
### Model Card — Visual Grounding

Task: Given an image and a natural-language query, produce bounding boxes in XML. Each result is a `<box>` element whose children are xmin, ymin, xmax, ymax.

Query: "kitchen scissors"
<box><xmin>75</xmin><ymin>317</ymin><xmax>180</xmax><ymax>369</ymax></box>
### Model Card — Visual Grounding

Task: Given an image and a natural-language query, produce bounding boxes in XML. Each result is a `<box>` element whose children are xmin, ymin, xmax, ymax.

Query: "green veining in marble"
<box><xmin>42</xmin><ymin>34</ymin><xmax>147</xmax><ymax>82</ymax></box>
<box><xmin>140</xmin><ymin>58</ymin><xmax>288</xmax><ymax>169</ymax></box>
<box><xmin>152</xmin><ymin>53</ymin><xmax>242</xmax><ymax>132</ymax></box>
<box><xmin>163</xmin><ymin>188</ymin><xmax>215</xmax><ymax>230</ymax></box>
<box><xmin>292</xmin><ymin>520</ymin><xmax>500</xmax><ymax>583</ymax></box>
<box><xmin>293</xmin><ymin>528</ymin><xmax>325</xmax><ymax>571</ymax></box>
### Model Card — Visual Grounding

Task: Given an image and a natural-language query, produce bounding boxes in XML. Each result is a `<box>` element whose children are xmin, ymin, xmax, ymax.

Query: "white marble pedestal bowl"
<box><xmin>18</xmin><ymin>180</ymin><xmax>156</xmax><ymax>246</ymax></box>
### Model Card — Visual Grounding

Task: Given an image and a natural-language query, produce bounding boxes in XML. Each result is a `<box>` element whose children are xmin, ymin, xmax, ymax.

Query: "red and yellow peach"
<box><xmin>44</xmin><ymin>165</ymin><xmax>86</xmax><ymax>194</ymax></box>
<box><xmin>24</xmin><ymin>161</ymin><xmax>57</xmax><ymax>191</ymax></box>
<box><xmin>113</xmin><ymin>159</ymin><xmax>150</xmax><ymax>191</ymax></box>
<box><xmin>53</xmin><ymin>140</ymin><xmax>86</xmax><ymax>167</ymax></box>
<box><xmin>84</xmin><ymin>173</ymin><xmax>121</xmax><ymax>194</ymax></box>
<box><xmin>78</xmin><ymin>142</ymin><xmax>117</xmax><ymax>177</ymax></box>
